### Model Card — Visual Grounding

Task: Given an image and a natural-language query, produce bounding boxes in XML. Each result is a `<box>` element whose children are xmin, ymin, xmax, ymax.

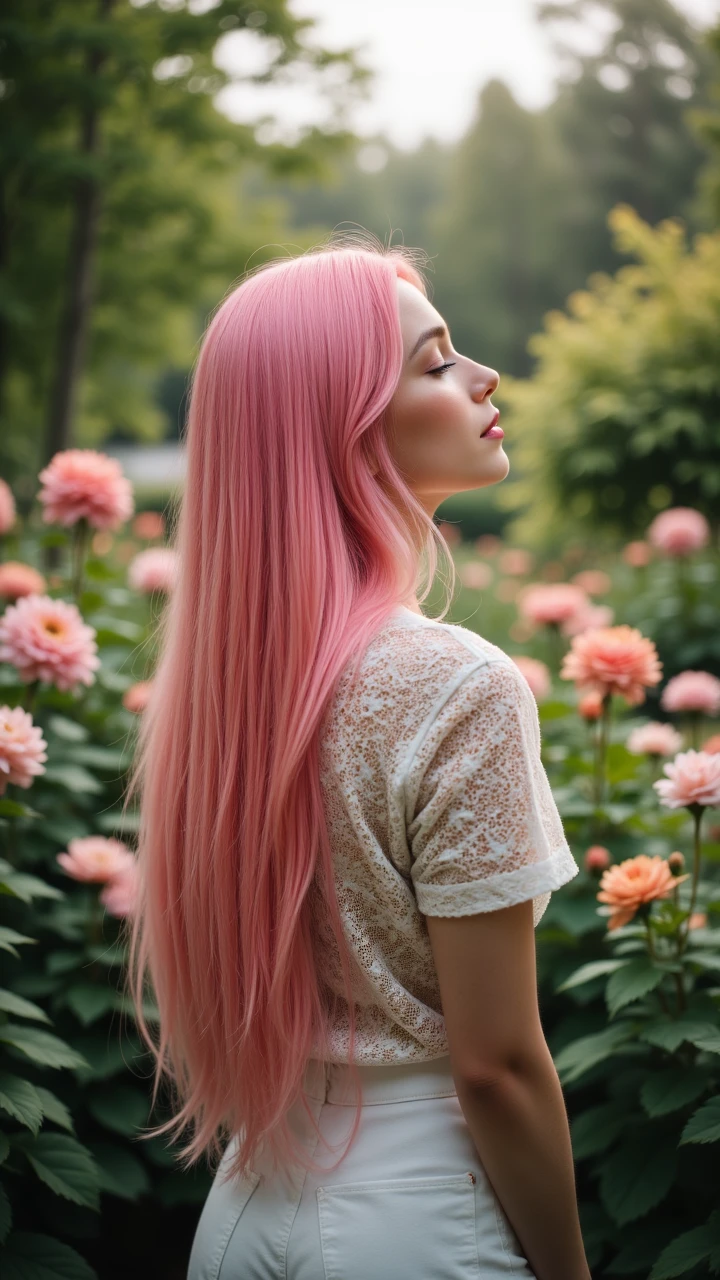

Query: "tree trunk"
<box><xmin>43</xmin><ymin>0</ymin><xmax>115</xmax><ymax>468</ymax></box>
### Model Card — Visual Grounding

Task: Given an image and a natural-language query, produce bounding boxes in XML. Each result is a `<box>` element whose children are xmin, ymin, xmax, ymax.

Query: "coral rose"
<box><xmin>38</xmin><ymin>449</ymin><xmax>134</xmax><ymax>531</ymax></box>
<box><xmin>561</xmin><ymin>603</ymin><xmax>614</xmax><ymax>638</ymax></box>
<box><xmin>654</xmin><ymin>749</ymin><xmax>720</xmax><ymax>810</ymax></box>
<box><xmin>572</xmin><ymin>570</ymin><xmax>612</xmax><ymax>597</ymax></box>
<box><xmin>56</xmin><ymin>835</ymin><xmax>135</xmax><ymax>883</ymax></box>
<box><xmin>122</xmin><ymin>680</ymin><xmax>153</xmax><ymax>713</ymax></box>
<box><xmin>584</xmin><ymin>846</ymin><xmax>611</xmax><ymax>872</ymax></box>
<box><xmin>578</xmin><ymin>691</ymin><xmax>604</xmax><ymax>720</ymax></box>
<box><xmin>132</xmin><ymin>511</ymin><xmax>165</xmax><ymax>540</ymax></box>
<box><xmin>560</xmin><ymin>625</ymin><xmax>662</xmax><ymax>706</ymax></box>
<box><xmin>0</xmin><ymin>562</ymin><xmax>46</xmax><ymax>599</ymax></box>
<box><xmin>0</xmin><ymin>593</ymin><xmax>100</xmax><ymax>692</ymax></box>
<box><xmin>648</xmin><ymin>507</ymin><xmax>710</xmax><ymax>556</ymax></box>
<box><xmin>0</xmin><ymin>479</ymin><xmax>16</xmax><ymax>534</ymax></box>
<box><xmin>627</xmin><ymin>722</ymin><xmax>683</xmax><ymax>757</ymax></box>
<box><xmin>459</xmin><ymin>560</ymin><xmax>492</xmax><ymax>590</ymax></box>
<box><xmin>511</xmin><ymin>656</ymin><xmax>551</xmax><ymax>701</ymax></box>
<box><xmin>660</xmin><ymin>671</ymin><xmax>720</xmax><ymax>717</ymax></box>
<box><xmin>622</xmin><ymin>541</ymin><xmax>651</xmax><ymax>568</ymax></box>
<box><xmin>0</xmin><ymin>706</ymin><xmax>48</xmax><ymax>795</ymax></box>
<box><xmin>128</xmin><ymin>547</ymin><xmax>178</xmax><ymax>595</ymax></box>
<box><xmin>100</xmin><ymin>858</ymin><xmax>140</xmax><ymax>918</ymax></box>
<box><xmin>597</xmin><ymin>854</ymin><xmax>689</xmax><ymax>930</ymax></box>
<box><xmin>518</xmin><ymin>583</ymin><xmax>588</xmax><ymax>627</ymax></box>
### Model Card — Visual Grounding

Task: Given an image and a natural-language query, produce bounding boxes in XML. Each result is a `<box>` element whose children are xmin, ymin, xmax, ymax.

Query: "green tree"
<box><xmin>498</xmin><ymin>205</ymin><xmax>720</xmax><ymax>546</ymax></box>
<box><xmin>0</xmin><ymin>0</ymin><xmax>370</xmax><ymax>488</ymax></box>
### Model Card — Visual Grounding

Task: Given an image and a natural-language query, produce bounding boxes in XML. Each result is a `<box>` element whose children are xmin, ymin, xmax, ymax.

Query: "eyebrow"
<box><xmin>407</xmin><ymin>324</ymin><xmax>449</xmax><ymax>364</ymax></box>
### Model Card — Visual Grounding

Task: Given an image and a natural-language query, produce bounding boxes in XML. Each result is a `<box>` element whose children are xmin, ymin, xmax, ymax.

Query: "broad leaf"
<box><xmin>680</xmin><ymin>1096</ymin><xmax>720</xmax><ymax>1145</ymax></box>
<box><xmin>1</xmin><ymin>1230</ymin><xmax>98</xmax><ymax>1279</ymax></box>
<box><xmin>555</xmin><ymin>959</ymin><xmax>628</xmax><ymax>993</ymax></box>
<box><xmin>0</xmin><ymin>1072</ymin><xmax>44</xmax><ymax>1133</ymax></box>
<box><xmin>0</xmin><ymin>1024</ymin><xmax>90</xmax><ymax>1070</ymax></box>
<box><xmin>606</xmin><ymin>958</ymin><xmax>666</xmax><ymax>1017</ymax></box>
<box><xmin>640</xmin><ymin>1066</ymin><xmax>710</xmax><ymax>1118</ymax></box>
<box><xmin>14</xmin><ymin>1133</ymin><xmax>100</xmax><ymax>1211</ymax></box>
<box><xmin>0</xmin><ymin>988</ymin><xmax>51</xmax><ymax>1023</ymax></box>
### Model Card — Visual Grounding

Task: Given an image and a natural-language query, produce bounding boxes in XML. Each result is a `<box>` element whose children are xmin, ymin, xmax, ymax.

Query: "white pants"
<box><xmin>187</xmin><ymin>1054</ymin><xmax>536</xmax><ymax>1279</ymax></box>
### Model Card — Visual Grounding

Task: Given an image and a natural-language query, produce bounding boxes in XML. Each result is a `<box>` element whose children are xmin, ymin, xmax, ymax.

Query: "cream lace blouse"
<box><xmin>312</xmin><ymin>604</ymin><xmax>579</xmax><ymax>1064</ymax></box>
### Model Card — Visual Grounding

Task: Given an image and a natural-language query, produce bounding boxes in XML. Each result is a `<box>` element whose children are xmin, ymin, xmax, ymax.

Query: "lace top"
<box><xmin>312</xmin><ymin>605</ymin><xmax>579</xmax><ymax>1064</ymax></box>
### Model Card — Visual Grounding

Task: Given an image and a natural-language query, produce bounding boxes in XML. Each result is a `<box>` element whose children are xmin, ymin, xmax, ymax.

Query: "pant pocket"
<box><xmin>186</xmin><ymin>1164</ymin><xmax>261</xmax><ymax>1280</ymax></box>
<box><xmin>317</xmin><ymin>1172</ymin><xmax>480</xmax><ymax>1280</ymax></box>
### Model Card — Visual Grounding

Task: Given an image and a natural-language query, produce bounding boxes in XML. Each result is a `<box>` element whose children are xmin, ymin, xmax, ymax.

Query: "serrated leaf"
<box><xmin>14</xmin><ymin>1133</ymin><xmax>100</xmax><ymax>1211</ymax></box>
<box><xmin>0</xmin><ymin>871</ymin><xmax>64</xmax><ymax>905</ymax></box>
<box><xmin>0</xmin><ymin>1024</ymin><xmax>90</xmax><ymax>1070</ymax></box>
<box><xmin>0</xmin><ymin>988</ymin><xmax>51</xmax><ymax>1023</ymax></box>
<box><xmin>599</xmin><ymin>1132</ymin><xmax>677</xmax><ymax>1226</ymax></box>
<box><xmin>34</xmin><ymin>1087</ymin><xmax>75</xmax><ymax>1134</ymax></box>
<box><xmin>1</xmin><ymin>1229</ymin><xmax>98</xmax><ymax>1279</ymax></box>
<box><xmin>0</xmin><ymin>1072</ymin><xmax>44</xmax><ymax>1133</ymax></box>
<box><xmin>554</xmin><ymin>1023</ymin><xmax>635</xmax><ymax>1084</ymax></box>
<box><xmin>85</xmin><ymin>1140</ymin><xmax>150</xmax><ymax>1202</ymax></box>
<box><xmin>680</xmin><ymin>1096</ymin><xmax>720</xmax><ymax>1145</ymax></box>
<box><xmin>640</xmin><ymin>1066</ymin><xmax>710</xmax><ymax>1117</ymax></box>
<box><xmin>0</xmin><ymin>926</ymin><xmax>36</xmax><ymax>957</ymax></box>
<box><xmin>556</xmin><ymin>959</ymin><xmax>628</xmax><ymax>993</ymax></box>
<box><xmin>640</xmin><ymin>1016</ymin><xmax>720</xmax><ymax>1053</ymax></box>
<box><xmin>63</xmin><ymin>983</ymin><xmax>118</xmax><ymax>1027</ymax></box>
<box><xmin>649</xmin><ymin>1223</ymin><xmax>715</xmax><ymax>1279</ymax></box>
<box><xmin>606</xmin><ymin>958</ymin><xmax>666</xmax><ymax>1017</ymax></box>
<box><xmin>570</xmin><ymin>1102</ymin><xmax>626</xmax><ymax>1159</ymax></box>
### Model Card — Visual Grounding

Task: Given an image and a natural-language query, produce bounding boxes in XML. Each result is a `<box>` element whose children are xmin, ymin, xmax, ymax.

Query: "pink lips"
<box><xmin>481</xmin><ymin>410</ymin><xmax>503</xmax><ymax>440</ymax></box>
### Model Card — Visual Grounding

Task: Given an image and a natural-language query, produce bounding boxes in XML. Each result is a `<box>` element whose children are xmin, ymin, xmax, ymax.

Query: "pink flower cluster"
<box><xmin>0</xmin><ymin>706</ymin><xmax>47</xmax><ymax>795</ymax></box>
<box><xmin>0</xmin><ymin>594</ymin><xmax>100</xmax><ymax>692</ymax></box>
<box><xmin>661</xmin><ymin>671</ymin><xmax>720</xmax><ymax>717</ymax></box>
<box><xmin>561</xmin><ymin>625</ymin><xmax>662</xmax><ymax>707</ymax></box>
<box><xmin>128</xmin><ymin>548</ymin><xmax>179</xmax><ymax>596</ymax></box>
<box><xmin>38</xmin><ymin>449</ymin><xmax>134</xmax><ymax>531</ymax></box>
<box><xmin>56</xmin><ymin>835</ymin><xmax>140</xmax><ymax>918</ymax></box>
<box><xmin>648</xmin><ymin>507</ymin><xmax>709</xmax><ymax>557</ymax></box>
<box><xmin>654</xmin><ymin>750</ymin><xmax>720</xmax><ymax>811</ymax></box>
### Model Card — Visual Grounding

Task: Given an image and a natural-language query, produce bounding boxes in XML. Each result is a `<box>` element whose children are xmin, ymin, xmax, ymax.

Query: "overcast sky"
<box><xmin>213</xmin><ymin>0</ymin><xmax>720</xmax><ymax>152</ymax></box>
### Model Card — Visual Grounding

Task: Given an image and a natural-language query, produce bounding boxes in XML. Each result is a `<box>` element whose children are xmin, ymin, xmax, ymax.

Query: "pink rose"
<box><xmin>38</xmin><ymin>449</ymin><xmax>134</xmax><ymax>531</ymax></box>
<box><xmin>0</xmin><ymin>706</ymin><xmax>48</xmax><ymax>795</ymax></box>
<box><xmin>654</xmin><ymin>750</ymin><xmax>720</xmax><ymax>811</ymax></box>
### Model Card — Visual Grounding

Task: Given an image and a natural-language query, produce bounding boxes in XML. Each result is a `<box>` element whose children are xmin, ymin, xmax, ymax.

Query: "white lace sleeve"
<box><xmin>404</xmin><ymin>656</ymin><xmax>579</xmax><ymax>920</ymax></box>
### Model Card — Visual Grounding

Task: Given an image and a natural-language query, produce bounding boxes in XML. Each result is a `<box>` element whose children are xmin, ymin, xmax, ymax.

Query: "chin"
<box><xmin>480</xmin><ymin>451</ymin><xmax>510</xmax><ymax>486</ymax></box>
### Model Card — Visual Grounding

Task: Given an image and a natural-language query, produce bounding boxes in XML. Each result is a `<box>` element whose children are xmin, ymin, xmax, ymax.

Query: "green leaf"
<box><xmin>14</xmin><ymin>1133</ymin><xmax>100</xmax><ymax>1211</ymax></box>
<box><xmin>554</xmin><ymin>1023</ymin><xmax>636</xmax><ymax>1084</ymax></box>
<box><xmin>599</xmin><ymin>1131</ymin><xmax>677</xmax><ymax>1226</ymax></box>
<box><xmin>0</xmin><ymin>798</ymin><xmax>42</xmax><ymax>819</ymax></box>
<box><xmin>0</xmin><ymin>926</ymin><xmax>37</xmax><ymax>958</ymax></box>
<box><xmin>556</xmin><ymin>959</ymin><xmax>629</xmax><ymax>993</ymax></box>
<box><xmin>649</xmin><ymin>1222</ymin><xmax>717</xmax><ymax>1280</ymax></box>
<box><xmin>63</xmin><ymin>983</ymin><xmax>118</xmax><ymax>1027</ymax></box>
<box><xmin>1</xmin><ymin>1230</ymin><xmax>98</xmax><ymax>1279</ymax></box>
<box><xmin>46</xmin><ymin>715</ymin><xmax>89</xmax><ymax>743</ymax></box>
<box><xmin>83</xmin><ymin>559</ymin><xmax>115</xmax><ymax>582</ymax></box>
<box><xmin>606</xmin><ymin>958</ymin><xmax>666</xmax><ymax>1018</ymax></box>
<box><xmin>43</xmin><ymin>765</ymin><xmax>103</xmax><ymax>795</ymax></box>
<box><xmin>94</xmin><ymin>808</ymin><xmax>141</xmax><ymax>835</ymax></box>
<box><xmin>0</xmin><ymin>1073</ymin><xmax>44</xmax><ymax>1133</ymax></box>
<box><xmin>64</xmin><ymin>745</ymin><xmax>130</xmax><ymax>772</ymax></box>
<box><xmin>85</xmin><ymin>1140</ymin><xmax>150</xmax><ymax>1202</ymax></box>
<box><xmin>686</xmin><ymin>1029</ymin><xmax>720</xmax><ymax>1056</ymax></box>
<box><xmin>640</xmin><ymin>1015</ymin><xmax>720</xmax><ymax>1053</ymax></box>
<box><xmin>640</xmin><ymin>1066</ymin><xmax>710</xmax><ymax>1118</ymax></box>
<box><xmin>0</xmin><ymin>1180</ymin><xmax>11</xmax><ymax>1244</ymax></box>
<box><xmin>0</xmin><ymin>1024</ymin><xmax>90</xmax><ymax>1070</ymax></box>
<box><xmin>87</xmin><ymin>1085</ymin><xmax>148</xmax><ymax>1137</ymax></box>
<box><xmin>0</xmin><ymin>989</ymin><xmax>51</xmax><ymax>1023</ymax></box>
<box><xmin>570</xmin><ymin>1102</ymin><xmax>626</xmax><ymax>1159</ymax></box>
<box><xmin>45</xmin><ymin>950</ymin><xmax>83</xmax><ymax>977</ymax></box>
<box><xmin>34</xmin><ymin>1086</ymin><xmax>75</xmax><ymax>1135</ymax></box>
<box><xmin>680</xmin><ymin>1096</ymin><xmax>720</xmax><ymax>1145</ymax></box>
<box><xmin>0</xmin><ymin>870</ymin><xmax>64</xmax><ymax>905</ymax></box>
<box><xmin>0</xmin><ymin>1132</ymin><xmax>8</xmax><ymax>1163</ymax></box>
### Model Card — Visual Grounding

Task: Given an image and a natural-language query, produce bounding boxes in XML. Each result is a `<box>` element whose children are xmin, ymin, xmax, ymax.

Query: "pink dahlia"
<box><xmin>584</xmin><ymin>845</ymin><xmax>611</xmax><ymax>872</ymax></box>
<box><xmin>0</xmin><ymin>706</ymin><xmax>48</xmax><ymax>795</ymax></box>
<box><xmin>57</xmin><ymin>835</ymin><xmax>135</xmax><ymax>883</ymax></box>
<box><xmin>0</xmin><ymin>594</ymin><xmax>100</xmax><ymax>692</ymax></box>
<box><xmin>38</xmin><ymin>449</ymin><xmax>134</xmax><ymax>531</ymax></box>
<box><xmin>660</xmin><ymin>670</ymin><xmax>720</xmax><ymax>717</ymax></box>
<box><xmin>518</xmin><ymin>582</ymin><xmax>588</xmax><ymax>627</ymax></box>
<box><xmin>572</xmin><ymin>570</ymin><xmax>612</xmax><ymax>597</ymax></box>
<box><xmin>0</xmin><ymin>479</ymin><xmax>16</xmax><ymax>534</ymax></box>
<box><xmin>561</xmin><ymin>625</ymin><xmax>662</xmax><ymax>707</ymax></box>
<box><xmin>122</xmin><ymin>680</ymin><xmax>154</xmax><ymax>713</ymax></box>
<box><xmin>627</xmin><ymin>722</ymin><xmax>684</xmax><ymax>757</ymax></box>
<box><xmin>622</xmin><ymin>540</ymin><xmax>651</xmax><ymax>568</ymax></box>
<box><xmin>648</xmin><ymin>507</ymin><xmax>710</xmax><ymax>556</ymax></box>
<box><xmin>511</xmin><ymin>655</ymin><xmax>551</xmax><ymax>701</ymax></box>
<box><xmin>128</xmin><ymin>547</ymin><xmax>178</xmax><ymax>595</ymax></box>
<box><xmin>654</xmin><ymin>749</ymin><xmax>720</xmax><ymax>810</ymax></box>
<box><xmin>561</xmin><ymin>603</ymin><xmax>614</xmax><ymax>638</ymax></box>
<box><xmin>597</xmin><ymin>854</ymin><xmax>689</xmax><ymax>931</ymax></box>
<box><xmin>100</xmin><ymin>858</ymin><xmax>140</xmax><ymax>918</ymax></box>
<box><xmin>0</xmin><ymin>562</ymin><xmax>46</xmax><ymax>599</ymax></box>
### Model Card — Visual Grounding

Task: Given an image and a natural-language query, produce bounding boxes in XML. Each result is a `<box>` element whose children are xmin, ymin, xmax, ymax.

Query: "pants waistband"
<box><xmin>302</xmin><ymin>1055</ymin><xmax>458</xmax><ymax>1106</ymax></box>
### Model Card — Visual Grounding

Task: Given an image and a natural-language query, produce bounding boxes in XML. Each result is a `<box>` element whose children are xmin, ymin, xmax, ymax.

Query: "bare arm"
<box><xmin>425</xmin><ymin>900</ymin><xmax>591</xmax><ymax>1280</ymax></box>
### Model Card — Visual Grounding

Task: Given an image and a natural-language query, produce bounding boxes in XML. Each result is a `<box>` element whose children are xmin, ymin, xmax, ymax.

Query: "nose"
<box><xmin>471</xmin><ymin>363</ymin><xmax>500</xmax><ymax>401</ymax></box>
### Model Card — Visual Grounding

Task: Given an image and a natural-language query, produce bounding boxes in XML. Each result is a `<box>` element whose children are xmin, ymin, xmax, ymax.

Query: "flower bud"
<box><xmin>667</xmin><ymin>851</ymin><xmax>685</xmax><ymax>874</ymax></box>
<box><xmin>585</xmin><ymin>845</ymin><xmax>611</xmax><ymax>873</ymax></box>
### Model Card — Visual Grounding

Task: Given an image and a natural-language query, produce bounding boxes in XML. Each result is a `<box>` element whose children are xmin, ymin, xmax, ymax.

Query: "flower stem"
<box><xmin>71</xmin><ymin>519</ymin><xmax>90</xmax><ymax>604</ymax></box>
<box><xmin>676</xmin><ymin>806</ymin><xmax>703</xmax><ymax>961</ymax></box>
<box><xmin>645</xmin><ymin>921</ymin><xmax>673</xmax><ymax>1016</ymax></box>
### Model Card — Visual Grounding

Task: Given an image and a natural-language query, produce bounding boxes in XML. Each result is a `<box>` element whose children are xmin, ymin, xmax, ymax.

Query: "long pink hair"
<box><xmin>122</xmin><ymin>231</ymin><xmax>456</xmax><ymax>1184</ymax></box>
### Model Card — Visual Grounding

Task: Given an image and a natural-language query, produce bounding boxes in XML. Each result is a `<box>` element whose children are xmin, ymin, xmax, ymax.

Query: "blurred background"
<box><xmin>2</xmin><ymin>0</ymin><xmax>720</xmax><ymax>550</ymax></box>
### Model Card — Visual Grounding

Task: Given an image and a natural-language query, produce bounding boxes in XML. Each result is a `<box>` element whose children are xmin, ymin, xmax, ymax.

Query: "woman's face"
<box><xmin>385</xmin><ymin>278</ymin><xmax>508</xmax><ymax>515</ymax></box>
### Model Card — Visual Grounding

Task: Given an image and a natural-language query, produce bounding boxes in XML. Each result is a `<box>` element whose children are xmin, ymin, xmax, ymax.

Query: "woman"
<box><xmin>124</xmin><ymin>233</ymin><xmax>591</xmax><ymax>1280</ymax></box>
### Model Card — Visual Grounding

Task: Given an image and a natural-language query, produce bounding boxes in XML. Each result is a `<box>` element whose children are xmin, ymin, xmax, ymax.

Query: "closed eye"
<box><xmin>427</xmin><ymin>361</ymin><xmax>456</xmax><ymax>376</ymax></box>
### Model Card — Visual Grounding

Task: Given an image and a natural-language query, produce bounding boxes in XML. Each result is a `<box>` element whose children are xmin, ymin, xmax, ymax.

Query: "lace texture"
<box><xmin>312</xmin><ymin>607</ymin><xmax>579</xmax><ymax>1064</ymax></box>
